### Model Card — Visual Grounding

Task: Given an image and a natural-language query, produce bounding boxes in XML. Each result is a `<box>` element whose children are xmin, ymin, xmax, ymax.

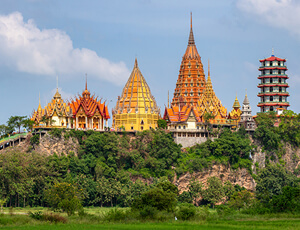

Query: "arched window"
<box><xmin>270</xmin><ymin>106</ymin><xmax>274</xmax><ymax>111</ymax></box>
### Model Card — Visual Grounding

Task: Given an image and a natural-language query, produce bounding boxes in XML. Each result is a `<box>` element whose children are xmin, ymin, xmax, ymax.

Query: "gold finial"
<box><xmin>188</xmin><ymin>12</ymin><xmax>195</xmax><ymax>45</ymax></box>
<box><xmin>38</xmin><ymin>92</ymin><xmax>42</xmax><ymax>111</ymax></box>
<box><xmin>134</xmin><ymin>57</ymin><xmax>138</xmax><ymax>68</ymax></box>
<box><xmin>272</xmin><ymin>47</ymin><xmax>274</xmax><ymax>56</ymax></box>
<box><xmin>56</xmin><ymin>75</ymin><xmax>58</xmax><ymax>90</ymax></box>
<box><xmin>190</xmin><ymin>12</ymin><xmax>192</xmax><ymax>29</ymax></box>
<box><xmin>245</xmin><ymin>89</ymin><xmax>247</xmax><ymax>96</ymax></box>
<box><xmin>168</xmin><ymin>90</ymin><xmax>169</xmax><ymax>108</ymax></box>
<box><xmin>85</xmin><ymin>73</ymin><xmax>87</xmax><ymax>90</ymax></box>
<box><xmin>208</xmin><ymin>59</ymin><xmax>210</xmax><ymax>77</ymax></box>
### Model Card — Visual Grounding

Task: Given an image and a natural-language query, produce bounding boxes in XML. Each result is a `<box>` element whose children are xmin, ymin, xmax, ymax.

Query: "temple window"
<box><xmin>270</xmin><ymin>78</ymin><xmax>273</xmax><ymax>83</ymax></box>
<box><xmin>270</xmin><ymin>106</ymin><xmax>274</xmax><ymax>111</ymax></box>
<box><xmin>198</xmin><ymin>93</ymin><xmax>200</xmax><ymax>96</ymax></box>
<box><xmin>131</xmin><ymin>126</ymin><xmax>134</xmax><ymax>130</ymax></box>
<box><xmin>197</xmin><ymin>126</ymin><xmax>199</xmax><ymax>129</ymax></box>
<box><xmin>185</xmin><ymin>83</ymin><xmax>188</xmax><ymax>87</ymax></box>
<box><xmin>178</xmin><ymin>126</ymin><xmax>181</xmax><ymax>129</ymax></box>
<box><xmin>183</xmin><ymin>126</ymin><xmax>186</xmax><ymax>129</ymax></box>
<box><xmin>191</xmin><ymin>83</ymin><xmax>193</xmax><ymax>86</ymax></box>
<box><xmin>270</xmin><ymin>70</ymin><xmax>273</xmax><ymax>74</ymax></box>
<box><xmin>141</xmin><ymin>126</ymin><xmax>143</xmax><ymax>130</ymax></box>
<box><xmin>270</xmin><ymin>96</ymin><xmax>273</xmax><ymax>101</ymax></box>
<box><xmin>279</xmin><ymin>96</ymin><xmax>282</xmax><ymax>102</ymax></box>
<box><xmin>270</xmin><ymin>87</ymin><xmax>273</xmax><ymax>92</ymax></box>
<box><xmin>279</xmin><ymin>87</ymin><xmax>282</xmax><ymax>92</ymax></box>
<box><xmin>279</xmin><ymin>78</ymin><xmax>282</xmax><ymax>83</ymax></box>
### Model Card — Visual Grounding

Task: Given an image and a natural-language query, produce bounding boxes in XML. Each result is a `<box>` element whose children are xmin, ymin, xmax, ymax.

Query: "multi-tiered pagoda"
<box><xmin>112</xmin><ymin>58</ymin><xmax>160</xmax><ymax>131</ymax></box>
<box><xmin>258</xmin><ymin>51</ymin><xmax>290</xmax><ymax>112</ymax></box>
<box><xmin>171</xmin><ymin>13</ymin><xmax>206</xmax><ymax>107</ymax></box>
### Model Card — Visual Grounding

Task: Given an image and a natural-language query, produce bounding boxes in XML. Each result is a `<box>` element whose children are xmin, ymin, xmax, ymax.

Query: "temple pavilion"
<box><xmin>227</xmin><ymin>96</ymin><xmax>242</xmax><ymax>128</ymax></box>
<box><xmin>112</xmin><ymin>58</ymin><xmax>160</xmax><ymax>131</ymax></box>
<box><xmin>69</xmin><ymin>79</ymin><xmax>110</xmax><ymax>130</ymax></box>
<box><xmin>32</xmin><ymin>87</ymin><xmax>72</xmax><ymax>128</ymax></box>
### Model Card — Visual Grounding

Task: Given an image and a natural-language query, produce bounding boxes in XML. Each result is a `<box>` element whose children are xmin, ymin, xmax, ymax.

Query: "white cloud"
<box><xmin>0</xmin><ymin>12</ymin><xmax>130</xmax><ymax>84</ymax></box>
<box><xmin>236</xmin><ymin>0</ymin><xmax>300</xmax><ymax>38</ymax></box>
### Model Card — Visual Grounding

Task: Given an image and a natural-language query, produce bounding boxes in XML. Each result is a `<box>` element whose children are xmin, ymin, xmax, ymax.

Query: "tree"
<box><xmin>203</xmin><ymin>112</ymin><xmax>215</xmax><ymax>134</ymax></box>
<box><xmin>132</xmin><ymin>187</ymin><xmax>177</xmax><ymax>212</ymax></box>
<box><xmin>253</xmin><ymin>112</ymin><xmax>280</xmax><ymax>151</ymax></box>
<box><xmin>7</xmin><ymin>116</ymin><xmax>27</xmax><ymax>133</ymax></box>
<box><xmin>255</xmin><ymin>164</ymin><xmax>298</xmax><ymax>203</ymax></box>
<box><xmin>157</xmin><ymin>119</ymin><xmax>167</xmax><ymax>129</ymax></box>
<box><xmin>45</xmin><ymin>182</ymin><xmax>83</xmax><ymax>216</ymax></box>
<box><xmin>202</xmin><ymin>176</ymin><xmax>224</xmax><ymax>208</ymax></box>
<box><xmin>0</xmin><ymin>124</ymin><xmax>9</xmax><ymax>137</ymax></box>
<box><xmin>228</xmin><ymin>190</ymin><xmax>254</xmax><ymax>211</ymax></box>
<box><xmin>23</xmin><ymin>119</ymin><xmax>35</xmax><ymax>132</ymax></box>
<box><xmin>188</xmin><ymin>179</ymin><xmax>203</xmax><ymax>205</ymax></box>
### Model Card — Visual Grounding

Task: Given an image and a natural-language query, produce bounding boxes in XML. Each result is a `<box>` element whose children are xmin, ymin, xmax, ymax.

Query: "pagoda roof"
<box><xmin>113</xmin><ymin>58</ymin><xmax>159</xmax><ymax>115</ymax></box>
<box><xmin>260</xmin><ymin>55</ymin><xmax>286</xmax><ymax>62</ymax></box>
<box><xmin>69</xmin><ymin>81</ymin><xmax>110</xmax><ymax>119</ymax></box>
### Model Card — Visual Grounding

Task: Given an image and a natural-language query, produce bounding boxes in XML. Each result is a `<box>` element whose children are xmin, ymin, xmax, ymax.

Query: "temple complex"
<box><xmin>112</xmin><ymin>58</ymin><xmax>160</xmax><ymax>131</ymax></box>
<box><xmin>172</xmin><ymin>13</ymin><xmax>206</xmax><ymax>107</ymax></box>
<box><xmin>69</xmin><ymin>79</ymin><xmax>110</xmax><ymax>130</ymax></box>
<box><xmin>258</xmin><ymin>51</ymin><xmax>290</xmax><ymax>113</ymax></box>
<box><xmin>227</xmin><ymin>96</ymin><xmax>242</xmax><ymax>128</ymax></box>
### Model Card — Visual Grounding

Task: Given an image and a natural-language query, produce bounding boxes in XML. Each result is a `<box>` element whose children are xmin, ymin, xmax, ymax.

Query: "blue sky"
<box><xmin>1</xmin><ymin>0</ymin><xmax>300</xmax><ymax>126</ymax></box>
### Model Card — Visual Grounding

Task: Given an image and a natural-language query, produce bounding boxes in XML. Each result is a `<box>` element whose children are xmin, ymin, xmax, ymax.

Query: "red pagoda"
<box><xmin>258</xmin><ymin>51</ymin><xmax>289</xmax><ymax>113</ymax></box>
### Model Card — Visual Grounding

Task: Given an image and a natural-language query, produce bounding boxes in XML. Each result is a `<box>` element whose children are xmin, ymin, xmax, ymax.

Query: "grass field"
<box><xmin>1</xmin><ymin>207</ymin><xmax>300</xmax><ymax>230</ymax></box>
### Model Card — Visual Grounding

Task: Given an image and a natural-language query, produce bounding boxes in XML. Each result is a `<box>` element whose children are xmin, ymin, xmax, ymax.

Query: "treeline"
<box><xmin>0</xmin><ymin>110</ymin><xmax>300</xmax><ymax>216</ymax></box>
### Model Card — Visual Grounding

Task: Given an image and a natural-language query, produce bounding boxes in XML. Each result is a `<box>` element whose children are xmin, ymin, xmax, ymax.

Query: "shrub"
<box><xmin>176</xmin><ymin>203</ymin><xmax>196</xmax><ymax>220</ymax></box>
<box><xmin>42</xmin><ymin>213</ymin><xmax>67</xmax><ymax>223</ymax></box>
<box><xmin>30</xmin><ymin>134</ymin><xmax>39</xmax><ymax>145</ymax></box>
<box><xmin>28</xmin><ymin>211</ymin><xmax>43</xmax><ymax>220</ymax></box>
<box><xmin>49</xmin><ymin>128</ymin><xmax>63</xmax><ymax>138</ymax></box>
<box><xmin>105</xmin><ymin>208</ymin><xmax>127</xmax><ymax>221</ymax></box>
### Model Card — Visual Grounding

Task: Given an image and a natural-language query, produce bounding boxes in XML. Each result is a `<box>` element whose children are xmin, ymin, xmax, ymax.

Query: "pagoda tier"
<box><xmin>257</xmin><ymin>52</ymin><xmax>290</xmax><ymax>112</ymax></box>
<box><xmin>228</xmin><ymin>96</ymin><xmax>242</xmax><ymax>128</ymax></box>
<box><xmin>31</xmin><ymin>94</ymin><xmax>45</xmax><ymax>125</ymax></box>
<box><xmin>164</xmin><ymin>63</ymin><xmax>227</xmax><ymax>127</ymax></box>
<box><xmin>239</xmin><ymin>93</ymin><xmax>256</xmax><ymax>131</ymax></box>
<box><xmin>69</xmin><ymin>79</ymin><xmax>110</xmax><ymax>130</ymax></box>
<box><xmin>112</xmin><ymin>58</ymin><xmax>160</xmax><ymax>131</ymax></box>
<box><xmin>171</xmin><ymin>13</ymin><xmax>206</xmax><ymax>107</ymax></box>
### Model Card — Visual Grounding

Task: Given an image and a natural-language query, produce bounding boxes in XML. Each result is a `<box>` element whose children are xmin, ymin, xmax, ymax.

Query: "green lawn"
<box><xmin>1</xmin><ymin>221</ymin><xmax>300</xmax><ymax>230</ymax></box>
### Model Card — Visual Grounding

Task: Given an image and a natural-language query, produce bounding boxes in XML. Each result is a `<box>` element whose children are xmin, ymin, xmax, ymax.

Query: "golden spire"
<box><xmin>233</xmin><ymin>94</ymin><xmax>240</xmax><ymax>109</ymax></box>
<box><xmin>85</xmin><ymin>73</ymin><xmax>87</xmax><ymax>91</ymax></box>
<box><xmin>208</xmin><ymin>59</ymin><xmax>210</xmax><ymax>77</ymax></box>
<box><xmin>134</xmin><ymin>57</ymin><xmax>138</xmax><ymax>68</ymax></box>
<box><xmin>168</xmin><ymin>90</ymin><xmax>169</xmax><ymax>108</ymax></box>
<box><xmin>38</xmin><ymin>92</ymin><xmax>42</xmax><ymax>112</ymax></box>
<box><xmin>54</xmin><ymin>75</ymin><xmax>61</xmax><ymax>99</ymax></box>
<box><xmin>188</xmin><ymin>12</ymin><xmax>195</xmax><ymax>45</ymax></box>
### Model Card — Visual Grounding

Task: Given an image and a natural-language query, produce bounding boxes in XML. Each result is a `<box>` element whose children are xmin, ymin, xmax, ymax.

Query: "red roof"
<box><xmin>258</xmin><ymin>67</ymin><xmax>287</xmax><ymax>71</ymax></box>
<box><xmin>257</xmin><ymin>84</ymin><xmax>289</xmax><ymax>88</ymax></box>
<box><xmin>257</xmin><ymin>102</ymin><xmax>289</xmax><ymax>107</ymax></box>
<box><xmin>258</xmin><ymin>75</ymin><xmax>288</xmax><ymax>79</ymax></box>
<box><xmin>260</xmin><ymin>56</ymin><xmax>286</xmax><ymax>62</ymax></box>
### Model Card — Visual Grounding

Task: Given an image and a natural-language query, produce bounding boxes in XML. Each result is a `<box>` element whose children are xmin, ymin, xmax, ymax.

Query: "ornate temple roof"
<box><xmin>113</xmin><ymin>58</ymin><xmax>159</xmax><ymax>115</ymax></box>
<box><xmin>31</xmin><ymin>94</ymin><xmax>45</xmax><ymax>124</ymax></box>
<box><xmin>69</xmin><ymin>79</ymin><xmax>110</xmax><ymax>119</ymax></box>
<box><xmin>195</xmin><ymin>63</ymin><xmax>227</xmax><ymax>119</ymax></box>
<box><xmin>228</xmin><ymin>96</ymin><xmax>241</xmax><ymax>120</ymax></box>
<box><xmin>44</xmin><ymin>88</ymin><xmax>72</xmax><ymax>118</ymax></box>
<box><xmin>171</xmin><ymin>13</ymin><xmax>206</xmax><ymax>107</ymax></box>
<box><xmin>164</xmin><ymin>61</ymin><xmax>227</xmax><ymax>124</ymax></box>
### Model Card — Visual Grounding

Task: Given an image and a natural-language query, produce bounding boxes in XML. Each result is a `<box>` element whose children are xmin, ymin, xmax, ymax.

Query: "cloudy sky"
<box><xmin>1</xmin><ymin>0</ymin><xmax>300</xmax><ymax>126</ymax></box>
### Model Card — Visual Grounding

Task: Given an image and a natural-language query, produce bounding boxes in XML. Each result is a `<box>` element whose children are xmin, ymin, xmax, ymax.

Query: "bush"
<box><xmin>139</xmin><ymin>205</ymin><xmax>158</xmax><ymax>219</ymax></box>
<box><xmin>42</xmin><ymin>213</ymin><xmax>67</xmax><ymax>223</ymax></box>
<box><xmin>45</xmin><ymin>182</ymin><xmax>83</xmax><ymax>216</ymax></box>
<box><xmin>178</xmin><ymin>191</ymin><xmax>193</xmax><ymax>204</ymax></box>
<box><xmin>30</xmin><ymin>134</ymin><xmax>39</xmax><ymax>145</ymax></box>
<box><xmin>176</xmin><ymin>203</ymin><xmax>196</xmax><ymax>220</ymax></box>
<box><xmin>28</xmin><ymin>211</ymin><xmax>43</xmax><ymax>220</ymax></box>
<box><xmin>105</xmin><ymin>208</ymin><xmax>127</xmax><ymax>221</ymax></box>
<box><xmin>132</xmin><ymin>187</ymin><xmax>177</xmax><ymax>212</ymax></box>
<box><xmin>49</xmin><ymin>128</ymin><xmax>63</xmax><ymax>138</ymax></box>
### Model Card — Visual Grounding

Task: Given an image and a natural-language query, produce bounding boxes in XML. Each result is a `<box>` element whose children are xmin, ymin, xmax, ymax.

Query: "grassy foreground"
<box><xmin>1</xmin><ymin>207</ymin><xmax>300</xmax><ymax>230</ymax></box>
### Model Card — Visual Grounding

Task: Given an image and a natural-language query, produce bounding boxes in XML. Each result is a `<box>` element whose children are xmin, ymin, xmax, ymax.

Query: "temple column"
<box><xmin>85</xmin><ymin>117</ymin><xmax>88</xmax><ymax>129</ymax></box>
<box><xmin>100</xmin><ymin>117</ymin><xmax>102</xmax><ymax>130</ymax></box>
<box><xmin>92</xmin><ymin>118</ymin><xmax>93</xmax><ymax>130</ymax></box>
<box><xmin>76</xmin><ymin>117</ymin><xmax>78</xmax><ymax>129</ymax></box>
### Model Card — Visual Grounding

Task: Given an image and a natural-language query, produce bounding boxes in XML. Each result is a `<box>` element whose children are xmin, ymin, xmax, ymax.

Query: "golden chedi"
<box><xmin>194</xmin><ymin>61</ymin><xmax>227</xmax><ymax>124</ymax></box>
<box><xmin>112</xmin><ymin>58</ymin><xmax>160</xmax><ymax>131</ymax></box>
<box><xmin>228</xmin><ymin>96</ymin><xmax>242</xmax><ymax>127</ymax></box>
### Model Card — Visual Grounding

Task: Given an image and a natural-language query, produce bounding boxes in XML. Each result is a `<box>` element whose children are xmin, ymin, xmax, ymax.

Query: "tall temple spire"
<box><xmin>134</xmin><ymin>57</ymin><xmax>138</xmax><ymax>68</ymax></box>
<box><xmin>38</xmin><ymin>92</ymin><xmax>42</xmax><ymax>111</ymax></box>
<box><xmin>188</xmin><ymin>12</ymin><xmax>195</xmax><ymax>45</ymax></box>
<box><xmin>85</xmin><ymin>73</ymin><xmax>87</xmax><ymax>91</ymax></box>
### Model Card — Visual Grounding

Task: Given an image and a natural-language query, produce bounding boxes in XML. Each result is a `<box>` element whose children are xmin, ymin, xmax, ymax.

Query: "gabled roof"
<box><xmin>260</xmin><ymin>55</ymin><xmax>286</xmax><ymax>62</ymax></box>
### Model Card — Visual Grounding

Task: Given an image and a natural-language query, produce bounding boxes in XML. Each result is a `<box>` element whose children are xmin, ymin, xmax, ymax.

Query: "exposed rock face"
<box><xmin>174</xmin><ymin>164</ymin><xmax>256</xmax><ymax>193</ymax></box>
<box><xmin>33</xmin><ymin>133</ymin><xmax>79</xmax><ymax>156</ymax></box>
